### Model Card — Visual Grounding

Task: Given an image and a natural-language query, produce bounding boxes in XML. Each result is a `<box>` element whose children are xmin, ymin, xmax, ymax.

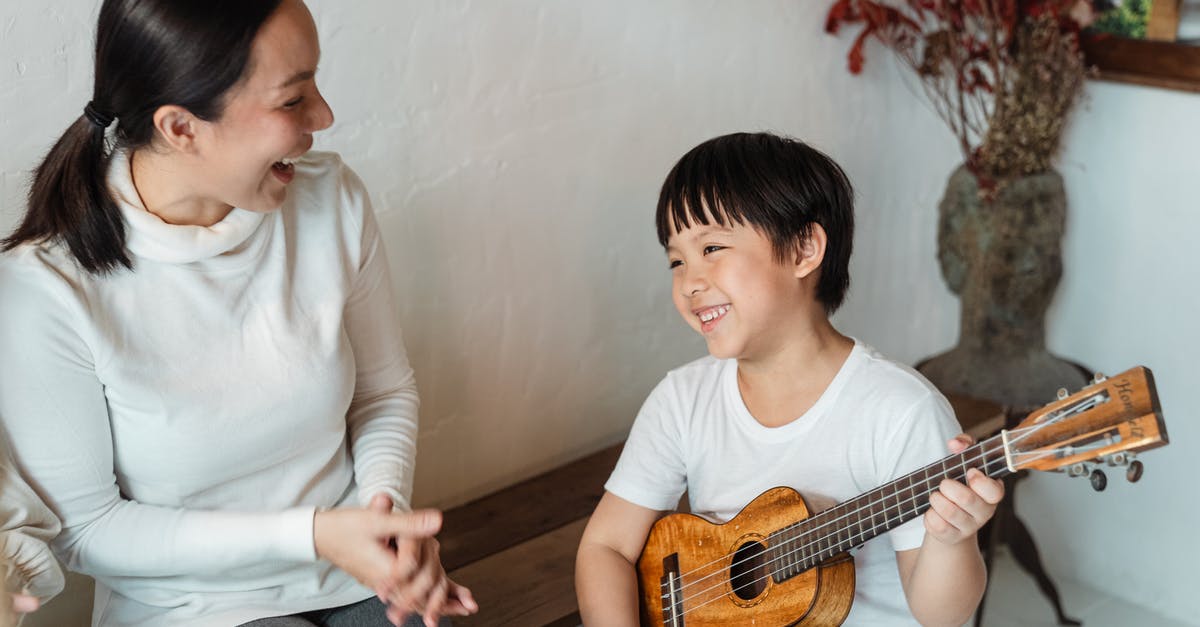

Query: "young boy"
<box><xmin>575</xmin><ymin>132</ymin><xmax>1004</xmax><ymax>626</ymax></box>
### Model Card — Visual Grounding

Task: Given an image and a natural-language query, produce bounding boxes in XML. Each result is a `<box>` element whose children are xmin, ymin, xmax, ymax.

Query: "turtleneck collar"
<box><xmin>108</xmin><ymin>150</ymin><xmax>266</xmax><ymax>264</ymax></box>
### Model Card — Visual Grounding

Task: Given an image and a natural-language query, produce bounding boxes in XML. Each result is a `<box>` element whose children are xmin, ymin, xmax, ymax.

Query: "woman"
<box><xmin>0</xmin><ymin>1</ymin><xmax>474</xmax><ymax>625</ymax></box>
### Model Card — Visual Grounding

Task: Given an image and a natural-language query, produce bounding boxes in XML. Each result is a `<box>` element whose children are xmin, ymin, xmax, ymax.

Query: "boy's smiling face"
<box><xmin>666</xmin><ymin>214</ymin><xmax>814</xmax><ymax>361</ymax></box>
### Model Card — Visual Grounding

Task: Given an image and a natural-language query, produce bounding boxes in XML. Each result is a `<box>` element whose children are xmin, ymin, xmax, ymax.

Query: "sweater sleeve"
<box><xmin>0</xmin><ymin>256</ymin><xmax>318</xmax><ymax>578</ymax></box>
<box><xmin>338</xmin><ymin>166</ymin><xmax>420</xmax><ymax>511</ymax></box>
<box><xmin>0</xmin><ymin>448</ymin><xmax>64</xmax><ymax>600</ymax></box>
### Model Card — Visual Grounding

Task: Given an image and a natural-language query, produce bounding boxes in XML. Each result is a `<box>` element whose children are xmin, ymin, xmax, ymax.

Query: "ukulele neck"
<box><xmin>764</xmin><ymin>437</ymin><xmax>1011</xmax><ymax>582</ymax></box>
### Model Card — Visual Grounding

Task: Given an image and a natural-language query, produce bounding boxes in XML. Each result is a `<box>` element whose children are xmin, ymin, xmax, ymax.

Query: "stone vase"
<box><xmin>917</xmin><ymin>165</ymin><xmax>1087</xmax><ymax>411</ymax></box>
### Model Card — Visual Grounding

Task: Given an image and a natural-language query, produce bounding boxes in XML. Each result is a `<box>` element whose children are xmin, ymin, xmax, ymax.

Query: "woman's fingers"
<box><xmin>377</xmin><ymin>508</ymin><xmax>442</xmax><ymax>539</ymax></box>
<box><xmin>369</xmin><ymin>493</ymin><xmax>394</xmax><ymax>514</ymax></box>
<box><xmin>314</xmin><ymin>506</ymin><xmax>448</xmax><ymax>608</ymax></box>
<box><xmin>398</xmin><ymin>546</ymin><xmax>439</xmax><ymax>609</ymax></box>
<box><xmin>445</xmin><ymin>580</ymin><xmax>478</xmax><ymax>615</ymax></box>
<box><xmin>11</xmin><ymin>593</ymin><xmax>41</xmax><ymax>614</ymax></box>
<box><xmin>422</xmin><ymin>578</ymin><xmax>450</xmax><ymax>627</ymax></box>
<box><xmin>385</xmin><ymin>603</ymin><xmax>408</xmax><ymax>626</ymax></box>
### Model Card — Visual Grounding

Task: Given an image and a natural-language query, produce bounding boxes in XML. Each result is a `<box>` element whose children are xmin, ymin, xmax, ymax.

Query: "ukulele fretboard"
<box><xmin>765</xmin><ymin>437</ymin><xmax>1010</xmax><ymax>581</ymax></box>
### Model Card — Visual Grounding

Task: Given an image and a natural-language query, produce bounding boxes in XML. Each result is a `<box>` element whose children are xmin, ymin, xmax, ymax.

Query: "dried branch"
<box><xmin>825</xmin><ymin>0</ymin><xmax>1094</xmax><ymax>192</ymax></box>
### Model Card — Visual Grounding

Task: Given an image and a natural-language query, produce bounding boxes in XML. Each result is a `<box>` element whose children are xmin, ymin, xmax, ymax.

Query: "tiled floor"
<box><xmin>979</xmin><ymin>547</ymin><xmax>1195</xmax><ymax>627</ymax></box>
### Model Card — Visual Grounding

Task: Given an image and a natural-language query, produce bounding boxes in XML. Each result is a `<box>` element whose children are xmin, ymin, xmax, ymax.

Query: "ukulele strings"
<box><xmin>674</xmin><ymin>442</ymin><xmax>1063</xmax><ymax>619</ymax></box>
<box><xmin>670</xmin><ymin>436</ymin><xmax>999</xmax><ymax>590</ymax></box>
<box><xmin>667</xmin><ymin>421</ymin><xmax>1057</xmax><ymax>611</ymax></box>
<box><xmin>669</xmin><ymin>442</ymin><xmax>1004</xmax><ymax>614</ymax></box>
<box><xmin>671</xmin><ymin>420</ymin><xmax>1052</xmax><ymax>589</ymax></box>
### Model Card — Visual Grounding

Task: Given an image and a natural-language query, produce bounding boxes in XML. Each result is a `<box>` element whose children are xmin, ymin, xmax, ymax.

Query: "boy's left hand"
<box><xmin>924</xmin><ymin>434</ymin><xmax>1005</xmax><ymax>545</ymax></box>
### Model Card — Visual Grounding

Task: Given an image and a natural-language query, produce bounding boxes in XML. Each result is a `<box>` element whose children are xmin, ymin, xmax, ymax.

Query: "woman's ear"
<box><xmin>794</xmin><ymin>223</ymin><xmax>827</xmax><ymax>279</ymax></box>
<box><xmin>151</xmin><ymin>105</ymin><xmax>201</xmax><ymax>153</ymax></box>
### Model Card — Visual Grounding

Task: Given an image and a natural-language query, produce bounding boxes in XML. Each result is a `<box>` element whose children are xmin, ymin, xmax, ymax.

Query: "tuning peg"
<box><xmin>1126</xmin><ymin>460</ymin><xmax>1144</xmax><ymax>483</ymax></box>
<box><xmin>1091</xmin><ymin>372</ymin><xmax>1107</xmax><ymax>385</ymax></box>
<box><xmin>1066</xmin><ymin>462</ymin><xmax>1090</xmax><ymax>478</ymax></box>
<box><xmin>1090</xmin><ymin>469</ymin><xmax>1108</xmax><ymax>492</ymax></box>
<box><xmin>1056</xmin><ymin>387</ymin><xmax>1069</xmax><ymax>400</ymax></box>
<box><xmin>1104</xmin><ymin>452</ymin><xmax>1130</xmax><ymax>467</ymax></box>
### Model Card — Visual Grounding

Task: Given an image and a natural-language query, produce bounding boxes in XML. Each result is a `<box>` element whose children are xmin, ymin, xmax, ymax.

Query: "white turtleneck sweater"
<box><xmin>0</xmin><ymin>151</ymin><xmax>418</xmax><ymax>626</ymax></box>
<box><xmin>2</xmin><ymin>442</ymin><xmax>64</xmax><ymax>602</ymax></box>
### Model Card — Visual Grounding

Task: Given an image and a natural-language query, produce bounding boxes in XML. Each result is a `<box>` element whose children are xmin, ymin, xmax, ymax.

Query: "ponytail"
<box><xmin>2</xmin><ymin>0</ymin><xmax>282</xmax><ymax>275</ymax></box>
<box><xmin>2</xmin><ymin>113</ymin><xmax>130</xmax><ymax>273</ymax></box>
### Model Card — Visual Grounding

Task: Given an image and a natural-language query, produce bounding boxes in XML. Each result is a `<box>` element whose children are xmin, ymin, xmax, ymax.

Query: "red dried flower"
<box><xmin>826</xmin><ymin>0</ymin><xmax>1094</xmax><ymax>187</ymax></box>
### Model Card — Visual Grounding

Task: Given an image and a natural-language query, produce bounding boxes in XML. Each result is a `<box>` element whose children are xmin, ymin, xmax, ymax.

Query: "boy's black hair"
<box><xmin>655</xmin><ymin>132</ymin><xmax>855</xmax><ymax>314</ymax></box>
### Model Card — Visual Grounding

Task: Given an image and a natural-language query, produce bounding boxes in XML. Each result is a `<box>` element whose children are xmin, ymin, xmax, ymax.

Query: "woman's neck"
<box><xmin>130</xmin><ymin>149</ymin><xmax>233</xmax><ymax>227</ymax></box>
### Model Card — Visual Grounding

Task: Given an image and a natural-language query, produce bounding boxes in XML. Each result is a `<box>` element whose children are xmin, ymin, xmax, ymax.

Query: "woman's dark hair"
<box><xmin>2</xmin><ymin>0</ymin><xmax>283</xmax><ymax>274</ymax></box>
<box><xmin>655</xmin><ymin>132</ymin><xmax>856</xmax><ymax>314</ymax></box>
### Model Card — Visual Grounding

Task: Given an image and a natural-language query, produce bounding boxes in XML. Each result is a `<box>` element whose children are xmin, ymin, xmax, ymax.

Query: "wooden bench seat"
<box><xmin>440</xmin><ymin>444</ymin><xmax>622</xmax><ymax>626</ymax></box>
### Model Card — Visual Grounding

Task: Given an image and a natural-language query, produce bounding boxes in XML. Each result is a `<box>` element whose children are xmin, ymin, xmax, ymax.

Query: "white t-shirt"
<box><xmin>605</xmin><ymin>341</ymin><xmax>960</xmax><ymax>626</ymax></box>
<box><xmin>0</xmin><ymin>151</ymin><xmax>418</xmax><ymax>626</ymax></box>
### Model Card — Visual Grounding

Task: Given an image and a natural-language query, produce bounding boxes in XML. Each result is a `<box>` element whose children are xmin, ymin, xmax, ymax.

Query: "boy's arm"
<box><xmin>895</xmin><ymin>533</ymin><xmax>986</xmax><ymax>627</ymax></box>
<box><xmin>896</xmin><ymin>436</ymin><xmax>1005</xmax><ymax>627</ymax></box>
<box><xmin>576</xmin><ymin>491</ymin><xmax>663</xmax><ymax>627</ymax></box>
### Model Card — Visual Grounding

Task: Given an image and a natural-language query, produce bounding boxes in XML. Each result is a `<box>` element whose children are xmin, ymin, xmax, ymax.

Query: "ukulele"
<box><xmin>636</xmin><ymin>366</ymin><xmax>1168</xmax><ymax>626</ymax></box>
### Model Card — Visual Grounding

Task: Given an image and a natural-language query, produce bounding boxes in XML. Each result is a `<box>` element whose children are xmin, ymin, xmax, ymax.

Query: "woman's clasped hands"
<box><xmin>313</xmin><ymin>494</ymin><xmax>478</xmax><ymax>627</ymax></box>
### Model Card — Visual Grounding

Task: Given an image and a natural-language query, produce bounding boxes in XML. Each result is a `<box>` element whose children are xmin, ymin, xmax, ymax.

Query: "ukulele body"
<box><xmin>637</xmin><ymin>486</ymin><xmax>855</xmax><ymax>626</ymax></box>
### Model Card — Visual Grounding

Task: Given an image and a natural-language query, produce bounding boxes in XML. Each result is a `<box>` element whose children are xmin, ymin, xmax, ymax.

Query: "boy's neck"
<box><xmin>735</xmin><ymin>317</ymin><xmax>854</xmax><ymax>428</ymax></box>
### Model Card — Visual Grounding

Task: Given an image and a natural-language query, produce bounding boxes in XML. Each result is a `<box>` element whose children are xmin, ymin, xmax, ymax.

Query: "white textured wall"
<box><xmin>2</xmin><ymin>1</ymin><xmax>1196</xmax><ymax>624</ymax></box>
<box><xmin>1020</xmin><ymin>81</ymin><xmax>1200</xmax><ymax>621</ymax></box>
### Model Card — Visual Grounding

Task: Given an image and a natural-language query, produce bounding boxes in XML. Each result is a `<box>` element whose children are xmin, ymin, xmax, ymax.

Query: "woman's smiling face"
<box><xmin>191</xmin><ymin>0</ymin><xmax>334</xmax><ymax>215</ymax></box>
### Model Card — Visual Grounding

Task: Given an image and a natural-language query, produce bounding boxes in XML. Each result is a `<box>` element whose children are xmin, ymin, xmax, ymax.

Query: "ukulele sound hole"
<box><xmin>729</xmin><ymin>540</ymin><xmax>768</xmax><ymax>600</ymax></box>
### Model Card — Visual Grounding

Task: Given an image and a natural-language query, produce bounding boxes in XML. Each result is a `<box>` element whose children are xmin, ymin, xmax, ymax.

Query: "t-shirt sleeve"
<box><xmin>876</xmin><ymin>389</ymin><xmax>961</xmax><ymax>552</ymax></box>
<box><xmin>603</xmin><ymin>375</ymin><xmax>688</xmax><ymax>512</ymax></box>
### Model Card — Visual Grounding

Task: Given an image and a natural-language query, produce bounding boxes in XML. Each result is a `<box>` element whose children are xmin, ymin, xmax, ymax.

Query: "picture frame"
<box><xmin>1082</xmin><ymin>0</ymin><xmax>1200</xmax><ymax>93</ymax></box>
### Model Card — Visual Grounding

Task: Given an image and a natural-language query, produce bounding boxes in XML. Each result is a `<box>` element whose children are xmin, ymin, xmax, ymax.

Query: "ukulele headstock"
<box><xmin>1002</xmin><ymin>367</ymin><xmax>1167</xmax><ymax>487</ymax></box>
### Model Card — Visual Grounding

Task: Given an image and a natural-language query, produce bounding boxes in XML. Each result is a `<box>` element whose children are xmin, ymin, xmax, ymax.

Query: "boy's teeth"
<box><xmin>700</xmin><ymin>305</ymin><xmax>729</xmax><ymax>322</ymax></box>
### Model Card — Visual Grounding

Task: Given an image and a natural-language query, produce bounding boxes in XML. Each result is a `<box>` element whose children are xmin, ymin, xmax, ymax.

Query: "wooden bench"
<box><xmin>440</xmin><ymin>444</ymin><xmax>622</xmax><ymax>626</ymax></box>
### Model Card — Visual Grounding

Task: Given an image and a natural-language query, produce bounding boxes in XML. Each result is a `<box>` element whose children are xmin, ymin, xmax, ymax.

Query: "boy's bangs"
<box><xmin>660</xmin><ymin>187</ymin><xmax>745</xmax><ymax>242</ymax></box>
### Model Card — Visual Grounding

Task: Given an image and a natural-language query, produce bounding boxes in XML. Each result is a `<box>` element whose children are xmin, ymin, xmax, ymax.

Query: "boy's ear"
<box><xmin>793</xmin><ymin>224</ymin><xmax>827</xmax><ymax>280</ymax></box>
<box><xmin>150</xmin><ymin>105</ymin><xmax>202</xmax><ymax>154</ymax></box>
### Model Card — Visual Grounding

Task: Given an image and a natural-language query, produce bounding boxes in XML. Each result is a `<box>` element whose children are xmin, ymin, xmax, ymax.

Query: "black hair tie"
<box><xmin>83</xmin><ymin>101</ymin><xmax>115</xmax><ymax>129</ymax></box>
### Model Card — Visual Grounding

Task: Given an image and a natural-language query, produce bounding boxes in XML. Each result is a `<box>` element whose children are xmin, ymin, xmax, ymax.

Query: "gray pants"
<box><xmin>238</xmin><ymin>597</ymin><xmax>450</xmax><ymax>627</ymax></box>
